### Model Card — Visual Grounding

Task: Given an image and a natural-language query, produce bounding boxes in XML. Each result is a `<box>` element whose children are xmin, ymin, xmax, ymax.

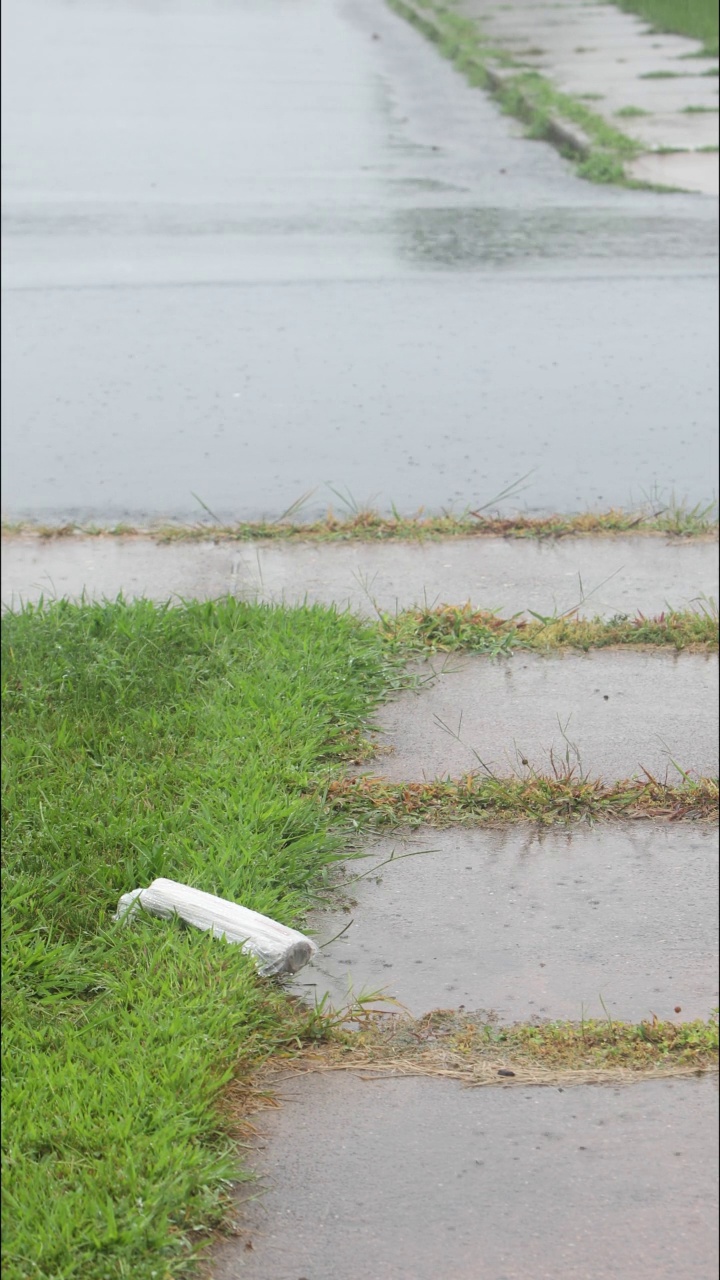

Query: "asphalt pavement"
<box><xmin>1</xmin><ymin>0</ymin><xmax>718</xmax><ymax>523</ymax></box>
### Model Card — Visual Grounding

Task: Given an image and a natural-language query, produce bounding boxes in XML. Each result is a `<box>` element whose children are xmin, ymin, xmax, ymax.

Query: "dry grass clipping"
<box><xmin>290</xmin><ymin>1008</ymin><xmax>720</xmax><ymax>1090</ymax></box>
<box><xmin>327</xmin><ymin>773</ymin><xmax>719</xmax><ymax>826</ymax></box>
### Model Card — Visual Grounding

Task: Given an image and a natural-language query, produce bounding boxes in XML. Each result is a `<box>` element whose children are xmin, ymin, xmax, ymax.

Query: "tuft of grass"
<box><xmin>379</xmin><ymin>604</ymin><xmax>719</xmax><ymax>656</ymax></box>
<box><xmin>3</xmin><ymin>498</ymin><xmax>718</xmax><ymax>545</ymax></box>
<box><xmin>1</xmin><ymin>598</ymin><xmax>397</xmax><ymax>1280</ymax></box>
<box><xmin>305</xmin><ymin>1007</ymin><xmax>719</xmax><ymax>1085</ymax></box>
<box><xmin>615</xmin><ymin>105</ymin><xmax>650</xmax><ymax>117</ymax></box>
<box><xmin>577</xmin><ymin>151</ymin><xmax>629</xmax><ymax>183</ymax></box>
<box><xmin>327</xmin><ymin>774</ymin><xmax>719</xmax><ymax>827</ymax></box>
<box><xmin>607</xmin><ymin>0</ymin><xmax>718</xmax><ymax>56</ymax></box>
<box><xmin>497</xmin><ymin>74</ymin><xmax>636</xmax><ymax>151</ymax></box>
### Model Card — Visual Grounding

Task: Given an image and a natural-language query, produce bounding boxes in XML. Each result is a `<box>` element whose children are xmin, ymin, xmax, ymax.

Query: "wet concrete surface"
<box><xmin>365</xmin><ymin>650</ymin><xmax>719</xmax><ymax>782</ymax></box>
<box><xmin>2</xmin><ymin>527</ymin><xmax>712</xmax><ymax>616</ymax></box>
<box><xmin>208</xmin><ymin>1072</ymin><xmax>719</xmax><ymax>1280</ymax></box>
<box><xmin>295</xmin><ymin>824</ymin><xmax>719</xmax><ymax>1023</ymax></box>
<box><xmin>2</xmin><ymin>533</ymin><xmax>718</xmax><ymax>618</ymax></box>
<box><xmin>632</xmin><ymin>151</ymin><xmax>720</xmax><ymax>199</ymax></box>
<box><xmin>2</xmin><ymin>0</ymin><xmax>718</xmax><ymax>523</ymax></box>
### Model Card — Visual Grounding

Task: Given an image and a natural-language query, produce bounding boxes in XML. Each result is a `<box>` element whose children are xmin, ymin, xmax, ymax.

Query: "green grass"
<box><xmin>615</xmin><ymin>105</ymin><xmax>650</xmax><ymax>117</ymax></box>
<box><xmin>1</xmin><ymin>598</ymin><xmax>396</xmax><ymax>1280</ymax></box>
<box><xmin>380</xmin><ymin>604</ymin><xmax>719</xmax><ymax>656</ymax></box>
<box><xmin>608</xmin><ymin>0</ymin><xmax>719</xmax><ymax>56</ymax></box>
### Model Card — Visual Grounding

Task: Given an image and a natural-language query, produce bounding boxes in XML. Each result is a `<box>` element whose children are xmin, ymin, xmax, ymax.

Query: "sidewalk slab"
<box><xmin>630</xmin><ymin>150</ymin><xmax>720</xmax><ymax>198</ymax></box>
<box><xmin>364</xmin><ymin>650</ymin><xmax>718</xmax><ymax>781</ymax></box>
<box><xmin>296</xmin><ymin>824</ymin><xmax>718</xmax><ymax>1023</ymax></box>
<box><xmin>209</xmin><ymin>1073</ymin><xmax>719</xmax><ymax>1280</ymax></box>
<box><xmin>2</xmin><ymin>534</ymin><xmax>718</xmax><ymax>618</ymax></box>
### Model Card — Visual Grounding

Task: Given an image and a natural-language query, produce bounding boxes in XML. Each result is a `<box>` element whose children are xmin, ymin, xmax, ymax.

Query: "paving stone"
<box><xmin>2</xmin><ymin>534</ymin><xmax>718</xmax><ymax>619</ymax></box>
<box><xmin>363</xmin><ymin>650</ymin><xmax>718</xmax><ymax>782</ymax></box>
<box><xmin>295</xmin><ymin>824</ymin><xmax>719</xmax><ymax>1022</ymax></box>
<box><xmin>209</xmin><ymin>1072</ymin><xmax>719</xmax><ymax>1280</ymax></box>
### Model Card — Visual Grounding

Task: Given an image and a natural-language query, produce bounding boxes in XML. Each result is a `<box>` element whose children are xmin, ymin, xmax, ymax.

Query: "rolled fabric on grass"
<box><xmin>113</xmin><ymin>877</ymin><xmax>318</xmax><ymax>977</ymax></box>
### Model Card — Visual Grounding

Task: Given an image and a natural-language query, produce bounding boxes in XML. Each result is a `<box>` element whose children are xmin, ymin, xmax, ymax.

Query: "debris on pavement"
<box><xmin>114</xmin><ymin>877</ymin><xmax>318</xmax><ymax>977</ymax></box>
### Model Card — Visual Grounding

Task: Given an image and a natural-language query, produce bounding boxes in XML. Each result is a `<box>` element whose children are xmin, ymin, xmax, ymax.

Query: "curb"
<box><xmin>483</xmin><ymin>64</ymin><xmax>591</xmax><ymax>157</ymax></box>
<box><xmin>389</xmin><ymin>0</ymin><xmax>606</xmax><ymax>165</ymax></box>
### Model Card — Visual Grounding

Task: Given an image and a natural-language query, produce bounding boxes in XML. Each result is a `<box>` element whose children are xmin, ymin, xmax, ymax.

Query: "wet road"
<box><xmin>1</xmin><ymin>0</ymin><xmax>718</xmax><ymax>523</ymax></box>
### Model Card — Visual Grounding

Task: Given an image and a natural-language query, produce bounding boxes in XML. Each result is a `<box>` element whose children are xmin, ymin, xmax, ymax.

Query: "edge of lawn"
<box><xmin>1</xmin><ymin>597</ymin><xmax>404</xmax><ymax>1280</ymax></box>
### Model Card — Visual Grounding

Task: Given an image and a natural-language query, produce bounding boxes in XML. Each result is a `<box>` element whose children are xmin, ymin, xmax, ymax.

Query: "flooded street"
<box><xmin>1</xmin><ymin>0</ymin><xmax>718</xmax><ymax>522</ymax></box>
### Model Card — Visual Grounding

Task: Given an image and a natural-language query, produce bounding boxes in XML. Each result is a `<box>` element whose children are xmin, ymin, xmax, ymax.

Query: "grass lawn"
<box><xmin>609</xmin><ymin>0</ymin><xmax>719</xmax><ymax>54</ymax></box>
<box><xmin>2</xmin><ymin>598</ymin><xmax>393</xmax><ymax>1280</ymax></box>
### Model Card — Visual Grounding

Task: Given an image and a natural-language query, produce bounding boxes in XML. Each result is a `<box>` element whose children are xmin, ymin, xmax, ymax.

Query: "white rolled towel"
<box><xmin>114</xmin><ymin>877</ymin><xmax>318</xmax><ymax>977</ymax></box>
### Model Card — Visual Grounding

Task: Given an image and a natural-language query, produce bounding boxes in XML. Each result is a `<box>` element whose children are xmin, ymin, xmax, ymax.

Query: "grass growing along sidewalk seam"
<box><xmin>387</xmin><ymin>0</ymin><xmax>718</xmax><ymax>183</ymax></box>
<box><xmin>3</xmin><ymin>497</ymin><xmax>718</xmax><ymax>542</ymax></box>
<box><xmin>380</xmin><ymin>604</ymin><xmax>719</xmax><ymax>655</ymax></box>
<box><xmin>1</xmin><ymin>598</ymin><xmax>397</xmax><ymax>1280</ymax></box>
<box><xmin>298</xmin><ymin>1006</ymin><xmax>719</xmax><ymax>1087</ymax></box>
<box><xmin>327</xmin><ymin>774</ymin><xmax>719</xmax><ymax>826</ymax></box>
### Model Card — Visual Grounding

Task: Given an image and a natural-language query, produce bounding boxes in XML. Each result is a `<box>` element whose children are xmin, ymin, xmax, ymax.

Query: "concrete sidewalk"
<box><xmin>365</xmin><ymin>649</ymin><xmax>718</xmax><ymax>781</ymax></box>
<box><xmin>294</xmin><ymin>824</ymin><xmax>719</xmax><ymax>1023</ymax></box>
<box><xmin>2</xmin><ymin>533</ymin><xmax>718</xmax><ymax>618</ymax></box>
<box><xmin>456</xmin><ymin>0</ymin><xmax>720</xmax><ymax>194</ymax></box>
<box><xmin>209</xmin><ymin>1073</ymin><xmax>719</xmax><ymax>1280</ymax></box>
